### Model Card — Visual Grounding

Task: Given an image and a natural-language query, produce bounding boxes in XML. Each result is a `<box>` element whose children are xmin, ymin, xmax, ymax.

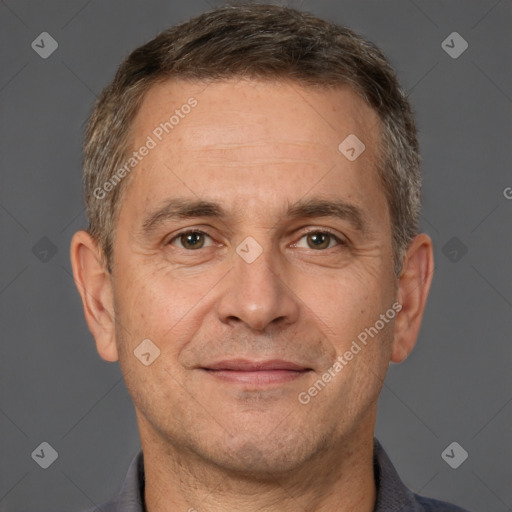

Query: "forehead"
<box><xmin>120</xmin><ymin>78</ymin><xmax>385</xmax><ymax>225</ymax></box>
<box><xmin>134</xmin><ymin>78</ymin><xmax>380</xmax><ymax>151</ymax></box>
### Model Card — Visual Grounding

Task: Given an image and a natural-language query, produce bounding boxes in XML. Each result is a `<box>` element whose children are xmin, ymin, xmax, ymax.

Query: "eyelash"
<box><xmin>167</xmin><ymin>228</ymin><xmax>347</xmax><ymax>251</ymax></box>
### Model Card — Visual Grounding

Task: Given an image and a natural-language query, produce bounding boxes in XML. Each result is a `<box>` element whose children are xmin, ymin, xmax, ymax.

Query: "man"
<box><xmin>70</xmin><ymin>4</ymin><xmax>471</xmax><ymax>511</ymax></box>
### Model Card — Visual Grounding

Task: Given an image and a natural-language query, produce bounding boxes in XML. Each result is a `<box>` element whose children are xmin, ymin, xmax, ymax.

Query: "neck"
<box><xmin>140</xmin><ymin>418</ymin><xmax>377</xmax><ymax>512</ymax></box>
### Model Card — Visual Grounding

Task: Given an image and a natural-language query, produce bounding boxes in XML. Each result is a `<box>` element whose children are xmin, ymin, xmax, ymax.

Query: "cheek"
<box><xmin>312</xmin><ymin>273</ymin><xmax>396</xmax><ymax>380</ymax></box>
<box><xmin>312</xmin><ymin>268</ymin><xmax>389</xmax><ymax>332</ymax></box>
<box><xmin>113</xmin><ymin>261</ymin><xmax>220</xmax><ymax>359</ymax></box>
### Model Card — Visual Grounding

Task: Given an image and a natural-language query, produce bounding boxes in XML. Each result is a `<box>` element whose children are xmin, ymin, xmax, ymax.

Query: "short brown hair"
<box><xmin>83</xmin><ymin>3</ymin><xmax>421</xmax><ymax>275</ymax></box>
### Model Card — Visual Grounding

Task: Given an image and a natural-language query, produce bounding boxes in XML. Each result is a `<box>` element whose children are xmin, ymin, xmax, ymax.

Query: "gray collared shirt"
<box><xmin>82</xmin><ymin>438</ymin><xmax>472</xmax><ymax>511</ymax></box>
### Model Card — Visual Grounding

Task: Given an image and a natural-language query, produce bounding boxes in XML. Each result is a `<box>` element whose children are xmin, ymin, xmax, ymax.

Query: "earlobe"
<box><xmin>70</xmin><ymin>230</ymin><xmax>119</xmax><ymax>362</ymax></box>
<box><xmin>390</xmin><ymin>233</ymin><xmax>434</xmax><ymax>364</ymax></box>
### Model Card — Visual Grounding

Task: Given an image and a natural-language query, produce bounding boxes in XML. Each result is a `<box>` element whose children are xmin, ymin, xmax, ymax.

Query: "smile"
<box><xmin>201</xmin><ymin>359</ymin><xmax>312</xmax><ymax>386</ymax></box>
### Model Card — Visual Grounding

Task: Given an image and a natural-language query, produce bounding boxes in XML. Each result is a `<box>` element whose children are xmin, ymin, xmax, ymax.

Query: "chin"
<box><xmin>202</xmin><ymin>425</ymin><xmax>327</xmax><ymax>479</ymax></box>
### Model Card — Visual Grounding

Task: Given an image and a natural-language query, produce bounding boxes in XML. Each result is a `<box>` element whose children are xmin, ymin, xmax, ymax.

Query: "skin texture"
<box><xmin>71</xmin><ymin>78</ymin><xmax>434</xmax><ymax>512</ymax></box>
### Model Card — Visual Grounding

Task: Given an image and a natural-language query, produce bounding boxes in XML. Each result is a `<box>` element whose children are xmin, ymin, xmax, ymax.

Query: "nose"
<box><xmin>216</xmin><ymin>238</ymin><xmax>300</xmax><ymax>333</ymax></box>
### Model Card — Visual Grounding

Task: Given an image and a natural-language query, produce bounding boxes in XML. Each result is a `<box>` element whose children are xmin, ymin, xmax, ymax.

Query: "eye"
<box><xmin>167</xmin><ymin>229</ymin><xmax>345</xmax><ymax>252</ymax></box>
<box><xmin>168</xmin><ymin>230</ymin><xmax>214</xmax><ymax>250</ymax></box>
<box><xmin>293</xmin><ymin>230</ymin><xmax>345</xmax><ymax>251</ymax></box>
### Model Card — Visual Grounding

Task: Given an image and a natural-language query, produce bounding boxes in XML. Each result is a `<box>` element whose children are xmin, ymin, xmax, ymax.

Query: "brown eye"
<box><xmin>307</xmin><ymin>232</ymin><xmax>330</xmax><ymax>250</ymax></box>
<box><xmin>169</xmin><ymin>231</ymin><xmax>212</xmax><ymax>250</ymax></box>
<box><xmin>295</xmin><ymin>231</ymin><xmax>344</xmax><ymax>251</ymax></box>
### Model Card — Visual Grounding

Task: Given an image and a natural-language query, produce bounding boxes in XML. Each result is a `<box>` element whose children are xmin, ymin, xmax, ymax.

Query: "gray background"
<box><xmin>0</xmin><ymin>0</ymin><xmax>510</xmax><ymax>511</ymax></box>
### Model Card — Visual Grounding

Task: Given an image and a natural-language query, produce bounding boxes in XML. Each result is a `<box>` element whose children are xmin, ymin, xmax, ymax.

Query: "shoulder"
<box><xmin>78</xmin><ymin>502</ymin><xmax>117</xmax><ymax>512</ymax></box>
<box><xmin>76</xmin><ymin>449</ymin><xmax>145</xmax><ymax>512</ymax></box>
<box><xmin>413</xmin><ymin>493</ymin><xmax>473</xmax><ymax>511</ymax></box>
<box><xmin>373</xmin><ymin>438</ymin><xmax>473</xmax><ymax>512</ymax></box>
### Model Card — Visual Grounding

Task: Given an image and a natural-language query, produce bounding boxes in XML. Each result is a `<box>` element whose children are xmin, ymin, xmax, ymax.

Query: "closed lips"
<box><xmin>202</xmin><ymin>359</ymin><xmax>311</xmax><ymax>371</ymax></box>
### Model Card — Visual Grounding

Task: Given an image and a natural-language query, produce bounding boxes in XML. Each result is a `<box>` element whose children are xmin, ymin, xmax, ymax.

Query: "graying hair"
<box><xmin>83</xmin><ymin>3</ymin><xmax>421</xmax><ymax>275</ymax></box>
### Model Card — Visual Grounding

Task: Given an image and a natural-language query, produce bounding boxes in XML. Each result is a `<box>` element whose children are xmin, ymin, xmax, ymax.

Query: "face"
<box><xmin>108</xmin><ymin>79</ymin><xmax>399</xmax><ymax>475</ymax></box>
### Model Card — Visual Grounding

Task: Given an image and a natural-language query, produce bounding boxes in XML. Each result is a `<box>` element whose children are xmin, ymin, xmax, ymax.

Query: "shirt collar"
<box><xmin>114</xmin><ymin>438</ymin><xmax>421</xmax><ymax>512</ymax></box>
<box><xmin>372</xmin><ymin>438</ymin><xmax>424</xmax><ymax>511</ymax></box>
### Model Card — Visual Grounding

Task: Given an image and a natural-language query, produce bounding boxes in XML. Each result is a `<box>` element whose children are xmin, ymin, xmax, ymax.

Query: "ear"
<box><xmin>70</xmin><ymin>230</ymin><xmax>118</xmax><ymax>362</ymax></box>
<box><xmin>391</xmin><ymin>233</ymin><xmax>434</xmax><ymax>363</ymax></box>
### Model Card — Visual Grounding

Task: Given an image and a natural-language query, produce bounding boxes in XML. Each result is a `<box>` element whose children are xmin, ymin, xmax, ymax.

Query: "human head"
<box><xmin>83</xmin><ymin>3</ymin><xmax>421</xmax><ymax>276</ymax></box>
<box><xmin>71</xmin><ymin>2</ymin><xmax>433</xmax><ymax>483</ymax></box>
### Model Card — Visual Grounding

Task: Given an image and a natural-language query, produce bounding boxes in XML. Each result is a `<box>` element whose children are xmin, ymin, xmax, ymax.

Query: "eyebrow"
<box><xmin>138</xmin><ymin>196</ymin><xmax>368</xmax><ymax>237</ymax></box>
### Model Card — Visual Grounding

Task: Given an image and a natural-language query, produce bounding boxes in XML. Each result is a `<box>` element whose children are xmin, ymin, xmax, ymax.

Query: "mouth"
<box><xmin>200</xmin><ymin>359</ymin><xmax>313</xmax><ymax>386</ymax></box>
